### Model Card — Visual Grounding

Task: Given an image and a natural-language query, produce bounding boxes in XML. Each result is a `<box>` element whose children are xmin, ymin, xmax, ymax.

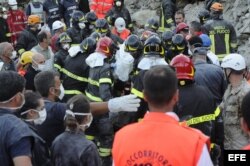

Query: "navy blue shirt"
<box><xmin>0</xmin><ymin>108</ymin><xmax>33</xmax><ymax>166</ymax></box>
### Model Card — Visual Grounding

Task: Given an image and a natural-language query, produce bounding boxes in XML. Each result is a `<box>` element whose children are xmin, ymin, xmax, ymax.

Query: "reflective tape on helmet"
<box><xmin>64</xmin><ymin>90</ymin><xmax>83</xmax><ymax>95</ymax></box>
<box><xmin>99</xmin><ymin>147</ymin><xmax>111</xmax><ymax>157</ymax></box>
<box><xmin>131</xmin><ymin>88</ymin><xmax>143</xmax><ymax>99</ymax></box>
<box><xmin>85</xmin><ymin>91</ymin><xmax>103</xmax><ymax>102</ymax></box>
<box><xmin>85</xmin><ymin>135</ymin><xmax>95</xmax><ymax>141</ymax></box>
<box><xmin>61</xmin><ymin>68</ymin><xmax>88</xmax><ymax>82</ymax></box>
<box><xmin>99</xmin><ymin>78</ymin><xmax>112</xmax><ymax>84</ymax></box>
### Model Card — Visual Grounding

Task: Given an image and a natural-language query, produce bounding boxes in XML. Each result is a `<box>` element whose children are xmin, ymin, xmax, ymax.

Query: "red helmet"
<box><xmin>176</xmin><ymin>22</ymin><xmax>189</xmax><ymax>33</ymax></box>
<box><xmin>96</xmin><ymin>37</ymin><xmax>118</xmax><ymax>56</ymax></box>
<box><xmin>170</xmin><ymin>54</ymin><xmax>195</xmax><ymax>80</ymax></box>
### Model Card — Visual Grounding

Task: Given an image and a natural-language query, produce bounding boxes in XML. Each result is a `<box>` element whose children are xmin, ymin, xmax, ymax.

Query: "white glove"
<box><xmin>108</xmin><ymin>95</ymin><xmax>140</xmax><ymax>112</ymax></box>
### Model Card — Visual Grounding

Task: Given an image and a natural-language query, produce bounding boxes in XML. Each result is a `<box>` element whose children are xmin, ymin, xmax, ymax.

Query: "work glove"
<box><xmin>108</xmin><ymin>94</ymin><xmax>140</xmax><ymax>112</ymax></box>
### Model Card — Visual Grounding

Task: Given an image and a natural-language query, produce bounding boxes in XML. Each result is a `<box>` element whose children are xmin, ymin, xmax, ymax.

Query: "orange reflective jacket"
<box><xmin>111</xmin><ymin>28</ymin><xmax>130</xmax><ymax>40</ymax></box>
<box><xmin>90</xmin><ymin>0</ymin><xmax>114</xmax><ymax>19</ymax></box>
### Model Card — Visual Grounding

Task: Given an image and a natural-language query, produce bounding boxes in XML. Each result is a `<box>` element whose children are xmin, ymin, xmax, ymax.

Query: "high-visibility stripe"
<box><xmin>99</xmin><ymin>78</ymin><xmax>112</xmax><ymax>84</ymax></box>
<box><xmin>61</xmin><ymin>68</ymin><xmax>88</xmax><ymax>82</ymax></box>
<box><xmin>86</xmin><ymin>135</ymin><xmax>95</xmax><ymax>141</ymax></box>
<box><xmin>85</xmin><ymin>91</ymin><xmax>103</xmax><ymax>102</ymax></box>
<box><xmin>6</xmin><ymin>33</ymin><xmax>12</xmax><ymax>37</ymax></box>
<box><xmin>159</xmin><ymin>5</ymin><xmax>165</xmax><ymax>32</ymax></box>
<box><xmin>230</xmin><ymin>43</ymin><xmax>237</xmax><ymax>48</ymax></box>
<box><xmin>166</xmin><ymin>18</ymin><xmax>173</xmax><ymax>24</ymax></box>
<box><xmin>131</xmin><ymin>88</ymin><xmax>143</xmax><ymax>99</ymax></box>
<box><xmin>225</xmin><ymin>34</ymin><xmax>230</xmax><ymax>55</ymax></box>
<box><xmin>18</xmin><ymin>49</ymin><xmax>25</xmax><ymax>55</ymax></box>
<box><xmin>88</xmin><ymin>78</ymin><xmax>99</xmax><ymax>86</ymax></box>
<box><xmin>64</xmin><ymin>90</ymin><xmax>83</xmax><ymax>95</ymax></box>
<box><xmin>99</xmin><ymin>152</ymin><xmax>111</xmax><ymax>157</ymax></box>
<box><xmin>209</xmin><ymin>34</ymin><xmax>215</xmax><ymax>54</ymax></box>
<box><xmin>186</xmin><ymin>107</ymin><xmax>221</xmax><ymax>126</ymax></box>
<box><xmin>54</xmin><ymin>64</ymin><xmax>62</xmax><ymax>71</ymax></box>
<box><xmin>99</xmin><ymin>148</ymin><xmax>111</xmax><ymax>157</ymax></box>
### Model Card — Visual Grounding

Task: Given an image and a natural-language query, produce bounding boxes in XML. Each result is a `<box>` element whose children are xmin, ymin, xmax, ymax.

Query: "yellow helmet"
<box><xmin>20</xmin><ymin>51</ymin><xmax>34</xmax><ymax>65</ymax></box>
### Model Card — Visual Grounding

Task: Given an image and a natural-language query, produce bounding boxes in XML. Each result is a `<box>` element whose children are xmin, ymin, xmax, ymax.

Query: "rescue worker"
<box><xmin>51</xmin><ymin>94</ymin><xmax>101</xmax><ymax>165</ymax></box>
<box><xmin>51</xmin><ymin>20</ymin><xmax>65</xmax><ymax>53</ymax></box>
<box><xmin>85</xmin><ymin>11</ymin><xmax>98</xmax><ymax>35</ymax></box>
<box><xmin>62</xmin><ymin>37</ymin><xmax>96</xmax><ymax>101</ymax></box>
<box><xmin>6</xmin><ymin>0</ymin><xmax>26</xmax><ymax>46</ymax></box>
<box><xmin>0</xmin><ymin>71</ymin><xmax>35</xmax><ymax>166</ymax></box>
<box><xmin>170</xmin><ymin>54</ymin><xmax>216</xmax><ymax>137</ymax></box>
<box><xmin>204</xmin><ymin>2</ymin><xmax>237</xmax><ymax>61</ymax></box>
<box><xmin>198</xmin><ymin>9</ymin><xmax>210</xmax><ymax>25</ymax></box>
<box><xmin>26</xmin><ymin>0</ymin><xmax>45</xmax><ymax>25</ymax></box>
<box><xmin>95</xmin><ymin>18</ymin><xmax>123</xmax><ymax>44</ymax></box>
<box><xmin>43</xmin><ymin>0</ymin><xmax>62</xmax><ymax>30</ymax></box>
<box><xmin>105</xmin><ymin>0</ymin><xmax>132</xmax><ymax>30</ymax></box>
<box><xmin>131</xmin><ymin>35</ymin><xmax>167</xmax><ymax>124</ymax></box>
<box><xmin>174</xmin><ymin>9</ymin><xmax>185</xmax><ymax>25</ymax></box>
<box><xmin>31</xmin><ymin>30</ymin><xmax>54</xmax><ymax>71</ymax></box>
<box><xmin>24</xmin><ymin>53</ymin><xmax>45</xmax><ymax>91</ymax></box>
<box><xmin>113</xmin><ymin>65</ymin><xmax>213</xmax><ymax>166</ymax></box>
<box><xmin>241</xmin><ymin>91</ymin><xmax>250</xmax><ymax>150</ymax></box>
<box><xmin>54</xmin><ymin>32</ymin><xmax>71</xmax><ymax>76</ymax></box>
<box><xmin>17</xmin><ymin>51</ymin><xmax>34</xmax><ymax>76</ymax></box>
<box><xmin>166</xmin><ymin>34</ymin><xmax>188</xmax><ymax>62</ymax></box>
<box><xmin>85</xmin><ymin>37</ymin><xmax>118</xmax><ymax>166</ymax></box>
<box><xmin>144</xmin><ymin>17</ymin><xmax>159</xmax><ymax>33</ymax></box>
<box><xmin>90</xmin><ymin>0</ymin><xmax>114</xmax><ymax>19</ymax></box>
<box><xmin>0</xmin><ymin>7</ymin><xmax>11</xmax><ymax>43</ymax></box>
<box><xmin>59</xmin><ymin>0</ymin><xmax>78</xmax><ymax>27</ymax></box>
<box><xmin>18</xmin><ymin>91</ymin><xmax>51</xmax><ymax>166</ymax></box>
<box><xmin>159</xmin><ymin>0</ymin><xmax>176</xmax><ymax>32</ymax></box>
<box><xmin>0</xmin><ymin>42</ymin><xmax>17</xmax><ymax>71</ymax></box>
<box><xmin>220</xmin><ymin>53</ymin><xmax>250</xmax><ymax>149</ymax></box>
<box><xmin>111</xmin><ymin>17</ymin><xmax>130</xmax><ymax>40</ymax></box>
<box><xmin>16</xmin><ymin>15</ymin><xmax>41</xmax><ymax>56</ymax></box>
<box><xmin>161</xmin><ymin>30</ymin><xmax>174</xmax><ymax>51</ymax></box>
<box><xmin>66</xmin><ymin>10</ymin><xmax>87</xmax><ymax>46</ymax></box>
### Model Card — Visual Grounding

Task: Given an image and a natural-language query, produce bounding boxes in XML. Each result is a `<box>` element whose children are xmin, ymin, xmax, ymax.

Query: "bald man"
<box><xmin>0</xmin><ymin>42</ymin><xmax>16</xmax><ymax>71</ymax></box>
<box><xmin>24</xmin><ymin>53</ymin><xmax>45</xmax><ymax>91</ymax></box>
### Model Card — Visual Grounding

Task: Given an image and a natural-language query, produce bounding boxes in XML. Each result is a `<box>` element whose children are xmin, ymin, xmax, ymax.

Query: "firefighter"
<box><xmin>53</xmin><ymin>32</ymin><xmax>71</xmax><ymax>77</ymax></box>
<box><xmin>16</xmin><ymin>15</ymin><xmax>41</xmax><ymax>56</ymax></box>
<box><xmin>85</xmin><ymin>11</ymin><xmax>98</xmax><ymax>35</ymax></box>
<box><xmin>66</xmin><ymin>10</ymin><xmax>87</xmax><ymax>46</ymax></box>
<box><xmin>6</xmin><ymin>0</ymin><xmax>26</xmax><ymax>46</ymax></box>
<box><xmin>43</xmin><ymin>0</ymin><xmax>62</xmax><ymax>30</ymax></box>
<box><xmin>0</xmin><ymin>7</ymin><xmax>11</xmax><ymax>43</ymax></box>
<box><xmin>95</xmin><ymin>18</ymin><xmax>123</xmax><ymax>44</ymax></box>
<box><xmin>161</xmin><ymin>30</ymin><xmax>174</xmax><ymax>51</ymax></box>
<box><xmin>198</xmin><ymin>9</ymin><xmax>210</xmax><ymax>25</ymax></box>
<box><xmin>105</xmin><ymin>0</ymin><xmax>132</xmax><ymax>30</ymax></box>
<box><xmin>204</xmin><ymin>2</ymin><xmax>237</xmax><ymax>61</ymax></box>
<box><xmin>62</xmin><ymin>37</ymin><xmax>96</xmax><ymax>101</ymax></box>
<box><xmin>159</xmin><ymin>0</ymin><xmax>176</xmax><ymax>32</ymax></box>
<box><xmin>85</xmin><ymin>37</ymin><xmax>118</xmax><ymax>166</ymax></box>
<box><xmin>144</xmin><ymin>17</ymin><xmax>159</xmax><ymax>33</ymax></box>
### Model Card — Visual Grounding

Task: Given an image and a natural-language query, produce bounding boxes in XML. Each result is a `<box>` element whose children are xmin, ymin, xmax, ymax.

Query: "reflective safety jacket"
<box><xmin>16</xmin><ymin>28</ymin><xmax>38</xmax><ymax>55</ymax></box>
<box><xmin>90</xmin><ymin>0</ymin><xmax>114</xmax><ymax>19</ymax></box>
<box><xmin>85</xmin><ymin>60</ymin><xmax>113</xmax><ymax>102</ymax></box>
<box><xmin>113</xmin><ymin>112</ymin><xmax>210</xmax><ymax>166</ymax></box>
<box><xmin>159</xmin><ymin>0</ymin><xmax>176</xmax><ymax>32</ymax></box>
<box><xmin>204</xmin><ymin>19</ymin><xmax>237</xmax><ymax>60</ymax></box>
<box><xmin>6</xmin><ymin>10</ymin><xmax>26</xmax><ymax>45</ymax></box>
<box><xmin>54</xmin><ymin>48</ymin><xmax>69</xmax><ymax>76</ymax></box>
<box><xmin>111</xmin><ymin>27</ymin><xmax>130</xmax><ymax>40</ymax></box>
<box><xmin>62</xmin><ymin>52</ymin><xmax>89</xmax><ymax>96</ymax></box>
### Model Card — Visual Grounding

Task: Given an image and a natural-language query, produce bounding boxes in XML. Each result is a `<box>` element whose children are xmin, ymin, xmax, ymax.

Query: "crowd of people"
<box><xmin>1</xmin><ymin>0</ymin><xmax>250</xmax><ymax>166</ymax></box>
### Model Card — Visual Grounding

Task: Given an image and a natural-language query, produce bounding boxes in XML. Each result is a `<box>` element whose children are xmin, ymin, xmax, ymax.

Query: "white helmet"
<box><xmin>115</xmin><ymin>17</ymin><xmax>126</xmax><ymax>33</ymax></box>
<box><xmin>8</xmin><ymin>0</ymin><xmax>17</xmax><ymax>5</ymax></box>
<box><xmin>52</xmin><ymin>20</ymin><xmax>64</xmax><ymax>31</ymax></box>
<box><xmin>221</xmin><ymin>53</ymin><xmax>246</xmax><ymax>71</ymax></box>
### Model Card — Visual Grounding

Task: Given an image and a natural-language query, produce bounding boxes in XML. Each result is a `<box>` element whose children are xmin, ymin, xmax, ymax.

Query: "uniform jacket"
<box><xmin>90</xmin><ymin>0</ymin><xmax>114</xmax><ymax>19</ymax></box>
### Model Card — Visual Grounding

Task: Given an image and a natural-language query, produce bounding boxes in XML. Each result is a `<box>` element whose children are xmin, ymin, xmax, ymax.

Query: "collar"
<box><xmin>143</xmin><ymin>112</ymin><xmax>179</xmax><ymax>124</ymax></box>
<box><xmin>0</xmin><ymin>107</ymin><xmax>13</xmax><ymax>115</ymax></box>
<box><xmin>38</xmin><ymin>44</ymin><xmax>47</xmax><ymax>51</ymax></box>
<box><xmin>194</xmin><ymin>59</ymin><xmax>206</xmax><ymax>65</ymax></box>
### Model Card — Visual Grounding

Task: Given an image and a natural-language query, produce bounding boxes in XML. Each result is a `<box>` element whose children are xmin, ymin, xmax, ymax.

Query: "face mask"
<box><xmin>37</xmin><ymin>24</ymin><xmax>42</xmax><ymax>30</ymax></box>
<box><xmin>34</xmin><ymin>108</ymin><xmax>47</xmax><ymax>125</ymax></box>
<box><xmin>62</xmin><ymin>43</ymin><xmax>70</xmax><ymax>50</ymax></box>
<box><xmin>11</xmin><ymin>5</ymin><xmax>18</xmax><ymax>10</ymax></box>
<box><xmin>78</xmin><ymin>22</ymin><xmax>86</xmax><ymax>29</ymax></box>
<box><xmin>57</xmin><ymin>84</ymin><xmax>65</xmax><ymax>100</ymax></box>
<box><xmin>3</xmin><ymin>14</ymin><xmax>8</xmax><ymax>19</ymax></box>
<box><xmin>10</xmin><ymin>51</ymin><xmax>17</xmax><ymax>60</ymax></box>
<box><xmin>0</xmin><ymin>92</ymin><xmax>25</xmax><ymax>110</ymax></box>
<box><xmin>116</xmin><ymin>1</ymin><xmax>122</xmax><ymax>7</ymax></box>
<box><xmin>79</xmin><ymin>114</ymin><xmax>93</xmax><ymax>129</ymax></box>
<box><xmin>38</xmin><ymin>64</ymin><xmax>45</xmax><ymax>71</ymax></box>
<box><xmin>117</xmin><ymin>27</ymin><xmax>125</xmax><ymax>33</ymax></box>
